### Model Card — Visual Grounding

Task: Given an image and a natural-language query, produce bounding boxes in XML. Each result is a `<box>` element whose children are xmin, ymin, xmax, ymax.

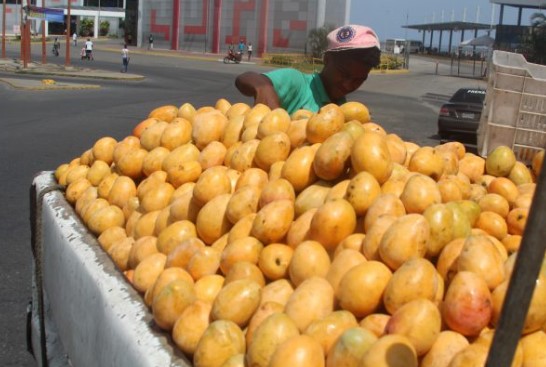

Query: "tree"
<box><xmin>100</xmin><ymin>21</ymin><xmax>110</xmax><ymax>36</ymax></box>
<box><xmin>522</xmin><ymin>12</ymin><xmax>546</xmax><ymax>65</ymax></box>
<box><xmin>80</xmin><ymin>18</ymin><xmax>94</xmax><ymax>37</ymax></box>
<box><xmin>307</xmin><ymin>24</ymin><xmax>336</xmax><ymax>59</ymax></box>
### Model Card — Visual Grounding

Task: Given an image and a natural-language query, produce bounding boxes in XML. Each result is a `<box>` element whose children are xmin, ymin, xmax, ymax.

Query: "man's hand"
<box><xmin>235</xmin><ymin>72</ymin><xmax>281</xmax><ymax>110</ymax></box>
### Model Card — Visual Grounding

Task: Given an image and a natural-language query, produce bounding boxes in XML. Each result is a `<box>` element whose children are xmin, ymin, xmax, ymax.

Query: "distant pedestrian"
<box><xmin>52</xmin><ymin>37</ymin><xmax>60</xmax><ymax>56</ymax></box>
<box><xmin>121</xmin><ymin>44</ymin><xmax>129</xmax><ymax>73</ymax></box>
<box><xmin>238</xmin><ymin>39</ymin><xmax>245</xmax><ymax>54</ymax></box>
<box><xmin>85</xmin><ymin>38</ymin><xmax>93</xmax><ymax>60</ymax></box>
<box><xmin>247</xmin><ymin>42</ymin><xmax>253</xmax><ymax>61</ymax></box>
<box><xmin>148</xmin><ymin>34</ymin><xmax>154</xmax><ymax>50</ymax></box>
<box><xmin>72</xmin><ymin>32</ymin><xmax>77</xmax><ymax>47</ymax></box>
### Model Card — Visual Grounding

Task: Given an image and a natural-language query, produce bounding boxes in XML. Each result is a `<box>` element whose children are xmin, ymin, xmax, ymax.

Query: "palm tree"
<box><xmin>523</xmin><ymin>12</ymin><xmax>546</xmax><ymax>64</ymax></box>
<box><xmin>307</xmin><ymin>24</ymin><xmax>336</xmax><ymax>59</ymax></box>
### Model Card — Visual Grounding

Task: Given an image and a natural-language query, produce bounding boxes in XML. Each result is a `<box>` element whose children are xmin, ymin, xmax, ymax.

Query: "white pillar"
<box><xmin>94</xmin><ymin>14</ymin><xmax>99</xmax><ymax>38</ymax></box>
<box><xmin>316</xmin><ymin>0</ymin><xmax>325</xmax><ymax>28</ymax></box>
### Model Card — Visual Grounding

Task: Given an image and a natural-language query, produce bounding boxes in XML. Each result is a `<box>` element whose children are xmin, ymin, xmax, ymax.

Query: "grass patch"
<box><xmin>263</xmin><ymin>53</ymin><xmax>407</xmax><ymax>73</ymax></box>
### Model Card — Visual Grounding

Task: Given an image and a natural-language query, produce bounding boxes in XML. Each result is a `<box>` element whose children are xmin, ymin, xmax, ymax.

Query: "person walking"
<box><xmin>121</xmin><ymin>44</ymin><xmax>129</xmax><ymax>73</ymax></box>
<box><xmin>85</xmin><ymin>38</ymin><xmax>94</xmax><ymax>60</ymax></box>
<box><xmin>238</xmin><ymin>39</ymin><xmax>245</xmax><ymax>55</ymax></box>
<box><xmin>247</xmin><ymin>42</ymin><xmax>253</xmax><ymax>61</ymax></box>
<box><xmin>52</xmin><ymin>37</ymin><xmax>60</xmax><ymax>56</ymax></box>
<box><xmin>148</xmin><ymin>34</ymin><xmax>154</xmax><ymax>50</ymax></box>
<box><xmin>72</xmin><ymin>32</ymin><xmax>77</xmax><ymax>47</ymax></box>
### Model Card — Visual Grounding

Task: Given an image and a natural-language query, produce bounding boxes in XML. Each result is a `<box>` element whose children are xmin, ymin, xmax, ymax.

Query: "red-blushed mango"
<box><xmin>442</xmin><ymin>271</ymin><xmax>492</xmax><ymax>337</ymax></box>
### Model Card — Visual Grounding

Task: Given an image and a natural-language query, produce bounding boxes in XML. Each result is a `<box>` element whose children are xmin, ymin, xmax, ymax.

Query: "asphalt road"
<box><xmin>0</xmin><ymin>42</ymin><xmax>482</xmax><ymax>366</ymax></box>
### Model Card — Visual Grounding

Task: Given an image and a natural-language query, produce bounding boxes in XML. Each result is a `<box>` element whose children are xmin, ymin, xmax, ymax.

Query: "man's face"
<box><xmin>321</xmin><ymin>52</ymin><xmax>372</xmax><ymax>101</ymax></box>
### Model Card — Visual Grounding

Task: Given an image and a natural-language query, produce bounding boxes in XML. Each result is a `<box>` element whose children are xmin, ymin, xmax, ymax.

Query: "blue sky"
<box><xmin>349</xmin><ymin>0</ymin><xmax>543</xmax><ymax>42</ymax></box>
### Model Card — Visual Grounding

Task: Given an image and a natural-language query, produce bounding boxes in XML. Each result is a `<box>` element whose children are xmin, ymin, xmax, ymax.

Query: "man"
<box><xmin>72</xmin><ymin>32</ymin><xmax>77</xmax><ymax>47</ymax></box>
<box><xmin>85</xmin><ymin>38</ymin><xmax>94</xmax><ymax>60</ymax></box>
<box><xmin>235</xmin><ymin>25</ymin><xmax>381</xmax><ymax>114</ymax></box>
<box><xmin>148</xmin><ymin>34</ymin><xmax>154</xmax><ymax>50</ymax></box>
<box><xmin>247</xmin><ymin>42</ymin><xmax>253</xmax><ymax>61</ymax></box>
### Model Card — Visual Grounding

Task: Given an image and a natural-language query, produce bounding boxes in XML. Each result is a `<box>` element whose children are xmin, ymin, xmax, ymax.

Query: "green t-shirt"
<box><xmin>264</xmin><ymin>68</ymin><xmax>345</xmax><ymax>114</ymax></box>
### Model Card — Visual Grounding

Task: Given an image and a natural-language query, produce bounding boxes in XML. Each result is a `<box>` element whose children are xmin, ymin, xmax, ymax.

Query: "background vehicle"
<box><xmin>437</xmin><ymin>87</ymin><xmax>486</xmax><ymax>145</ymax></box>
<box><xmin>223</xmin><ymin>51</ymin><xmax>242</xmax><ymax>64</ymax></box>
<box><xmin>408</xmin><ymin>40</ymin><xmax>424</xmax><ymax>53</ymax></box>
<box><xmin>384</xmin><ymin>38</ymin><xmax>406</xmax><ymax>54</ymax></box>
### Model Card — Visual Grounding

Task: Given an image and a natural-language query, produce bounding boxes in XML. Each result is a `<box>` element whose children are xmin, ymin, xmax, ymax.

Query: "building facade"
<box><xmin>0</xmin><ymin>0</ymin><xmax>124</xmax><ymax>38</ymax></box>
<box><xmin>126</xmin><ymin>0</ymin><xmax>350</xmax><ymax>55</ymax></box>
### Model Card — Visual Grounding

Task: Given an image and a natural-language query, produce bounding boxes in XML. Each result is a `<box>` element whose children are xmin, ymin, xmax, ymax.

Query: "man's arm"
<box><xmin>235</xmin><ymin>72</ymin><xmax>281</xmax><ymax>110</ymax></box>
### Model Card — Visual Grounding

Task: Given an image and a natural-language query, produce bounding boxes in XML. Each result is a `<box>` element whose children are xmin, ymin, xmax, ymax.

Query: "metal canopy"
<box><xmin>403</xmin><ymin>21</ymin><xmax>494</xmax><ymax>32</ymax></box>
<box><xmin>489</xmin><ymin>0</ymin><xmax>546</xmax><ymax>9</ymax></box>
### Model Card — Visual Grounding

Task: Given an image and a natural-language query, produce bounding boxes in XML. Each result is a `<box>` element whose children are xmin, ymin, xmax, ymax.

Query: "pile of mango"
<box><xmin>55</xmin><ymin>100</ymin><xmax>546</xmax><ymax>367</ymax></box>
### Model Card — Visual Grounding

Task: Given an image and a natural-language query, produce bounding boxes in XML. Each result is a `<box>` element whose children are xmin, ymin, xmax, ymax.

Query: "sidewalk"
<box><xmin>0</xmin><ymin>37</ymin><xmax>252</xmax><ymax>90</ymax></box>
<box><xmin>0</xmin><ymin>37</ymin><xmax>485</xmax><ymax>92</ymax></box>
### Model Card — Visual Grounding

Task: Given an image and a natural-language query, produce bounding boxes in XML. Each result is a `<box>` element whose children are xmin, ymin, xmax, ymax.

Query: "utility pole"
<box><xmin>2</xmin><ymin>0</ymin><xmax>6</xmax><ymax>59</ymax></box>
<box><xmin>22</xmin><ymin>0</ymin><xmax>31</xmax><ymax>68</ymax></box>
<box><xmin>65</xmin><ymin>0</ymin><xmax>71</xmax><ymax>66</ymax></box>
<box><xmin>98</xmin><ymin>0</ymin><xmax>101</xmax><ymax>36</ymax></box>
<box><xmin>41</xmin><ymin>0</ymin><xmax>46</xmax><ymax>63</ymax></box>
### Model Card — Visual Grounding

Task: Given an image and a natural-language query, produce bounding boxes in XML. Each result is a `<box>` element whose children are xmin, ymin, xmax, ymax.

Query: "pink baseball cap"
<box><xmin>325</xmin><ymin>25</ymin><xmax>380</xmax><ymax>52</ymax></box>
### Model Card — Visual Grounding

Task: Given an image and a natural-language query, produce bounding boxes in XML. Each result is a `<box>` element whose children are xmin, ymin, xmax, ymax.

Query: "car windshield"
<box><xmin>450</xmin><ymin>89</ymin><xmax>486</xmax><ymax>104</ymax></box>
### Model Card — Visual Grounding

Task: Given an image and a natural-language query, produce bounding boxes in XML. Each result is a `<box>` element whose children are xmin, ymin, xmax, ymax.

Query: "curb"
<box><xmin>14</xmin><ymin>69</ymin><xmax>145</xmax><ymax>81</ymax></box>
<box><xmin>0</xmin><ymin>77</ymin><xmax>101</xmax><ymax>90</ymax></box>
